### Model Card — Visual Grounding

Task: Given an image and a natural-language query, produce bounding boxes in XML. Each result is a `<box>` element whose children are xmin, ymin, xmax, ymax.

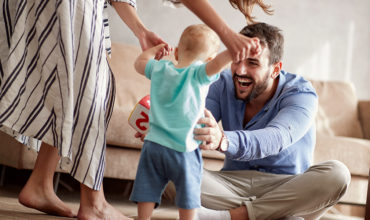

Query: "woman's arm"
<box><xmin>180</xmin><ymin>0</ymin><xmax>261</xmax><ymax>62</ymax></box>
<box><xmin>111</xmin><ymin>1</ymin><xmax>171</xmax><ymax>55</ymax></box>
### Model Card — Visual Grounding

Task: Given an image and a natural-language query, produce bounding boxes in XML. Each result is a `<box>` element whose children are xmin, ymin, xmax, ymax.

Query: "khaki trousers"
<box><xmin>201</xmin><ymin>160</ymin><xmax>350</xmax><ymax>220</ymax></box>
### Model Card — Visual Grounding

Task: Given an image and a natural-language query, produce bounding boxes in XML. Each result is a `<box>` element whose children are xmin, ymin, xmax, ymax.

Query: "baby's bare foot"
<box><xmin>77</xmin><ymin>201</ymin><xmax>132</xmax><ymax>220</ymax></box>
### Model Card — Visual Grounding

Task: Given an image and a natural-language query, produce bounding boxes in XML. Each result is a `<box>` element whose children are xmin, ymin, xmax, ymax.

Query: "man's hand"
<box><xmin>194</xmin><ymin>109</ymin><xmax>223</xmax><ymax>150</ymax></box>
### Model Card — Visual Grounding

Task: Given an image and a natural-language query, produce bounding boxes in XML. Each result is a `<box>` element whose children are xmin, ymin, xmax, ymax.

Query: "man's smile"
<box><xmin>236</xmin><ymin>76</ymin><xmax>253</xmax><ymax>87</ymax></box>
<box><xmin>234</xmin><ymin>75</ymin><xmax>254</xmax><ymax>93</ymax></box>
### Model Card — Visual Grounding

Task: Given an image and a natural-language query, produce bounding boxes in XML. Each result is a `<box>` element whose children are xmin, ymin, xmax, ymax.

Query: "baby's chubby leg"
<box><xmin>179</xmin><ymin>208</ymin><xmax>196</xmax><ymax>220</ymax></box>
<box><xmin>138</xmin><ymin>202</ymin><xmax>155</xmax><ymax>220</ymax></box>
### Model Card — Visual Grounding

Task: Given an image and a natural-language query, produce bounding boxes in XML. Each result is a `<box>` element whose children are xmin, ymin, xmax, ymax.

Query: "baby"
<box><xmin>130</xmin><ymin>24</ymin><xmax>232</xmax><ymax>220</ymax></box>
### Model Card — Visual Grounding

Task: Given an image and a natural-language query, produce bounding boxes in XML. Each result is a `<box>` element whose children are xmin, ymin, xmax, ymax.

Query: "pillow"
<box><xmin>106</xmin><ymin>43</ymin><xmax>149</xmax><ymax>148</ymax></box>
<box><xmin>310</xmin><ymin>80</ymin><xmax>364</xmax><ymax>138</ymax></box>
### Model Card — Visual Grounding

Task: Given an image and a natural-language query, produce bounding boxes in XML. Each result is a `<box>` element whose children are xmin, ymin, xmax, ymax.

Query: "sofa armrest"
<box><xmin>315</xmin><ymin>135</ymin><xmax>370</xmax><ymax>205</ymax></box>
<box><xmin>314</xmin><ymin>134</ymin><xmax>370</xmax><ymax>177</ymax></box>
<box><xmin>358</xmin><ymin>101</ymin><xmax>370</xmax><ymax>140</ymax></box>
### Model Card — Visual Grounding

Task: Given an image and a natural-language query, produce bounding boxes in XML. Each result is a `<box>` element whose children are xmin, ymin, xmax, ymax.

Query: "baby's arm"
<box><xmin>134</xmin><ymin>43</ymin><xmax>168</xmax><ymax>75</ymax></box>
<box><xmin>205</xmin><ymin>50</ymin><xmax>232</xmax><ymax>76</ymax></box>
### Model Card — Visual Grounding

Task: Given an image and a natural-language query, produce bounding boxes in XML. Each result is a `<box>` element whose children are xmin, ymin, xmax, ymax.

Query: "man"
<box><xmin>193</xmin><ymin>23</ymin><xmax>351</xmax><ymax>220</ymax></box>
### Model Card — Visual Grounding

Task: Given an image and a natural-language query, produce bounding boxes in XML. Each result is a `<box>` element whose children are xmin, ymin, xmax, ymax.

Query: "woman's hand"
<box><xmin>179</xmin><ymin>0</ymin><xmax>260</xmax><ymax>63</ymax></box>
<box><xmin>111</xmin><ymin>1</ymin><xmax>172</xmax><ymax>60</ymax></box>
<box><xmin>222</xmin><ymin>30</ymin><xmax>261</xmax><ymax>63</ymax></box>
<box><xmin>194</xmin><ymin>109</ymin><xmax>223</xmax><ymax>151</ymax></box>
<box><xmin>139</xmin><ymin>31</ymin><xmax>172</xmax><ymax>60</ymax></box>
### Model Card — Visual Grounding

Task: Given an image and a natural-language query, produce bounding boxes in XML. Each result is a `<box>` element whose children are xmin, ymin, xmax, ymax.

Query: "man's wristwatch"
<box><xmin>217</xmin><ymin>132</ymin><xmax>229</xmax><ymax>152</ymax></box>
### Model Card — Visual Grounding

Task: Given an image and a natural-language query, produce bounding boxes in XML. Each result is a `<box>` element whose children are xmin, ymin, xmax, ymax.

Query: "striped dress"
<box><xmin>0</xmin><ymin>0</ymin><xmax>135</xmax><ymax>190</ymax></box>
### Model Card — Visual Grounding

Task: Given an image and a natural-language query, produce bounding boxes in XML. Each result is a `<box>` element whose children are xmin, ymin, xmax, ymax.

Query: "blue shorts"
<box><xmin>129</xmin><ymin>140</ymin><xmax>203</xmax><ymax>209</ymax></box>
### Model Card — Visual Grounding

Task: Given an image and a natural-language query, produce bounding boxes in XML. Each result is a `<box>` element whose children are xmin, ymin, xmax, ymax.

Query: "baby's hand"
<box><xmin>135</xmin><ymin>131</ymin><xmax>146</xmax><ymax>142</ymax></box>
<box><xmin>154</xmin><ymin>44</ymin><xmax>172</xmax><ymax>60</ymax></box>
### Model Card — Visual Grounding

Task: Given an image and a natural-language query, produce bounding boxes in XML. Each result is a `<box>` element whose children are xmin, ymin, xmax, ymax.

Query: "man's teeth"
<box><xmin>237</xmin><ymin>77</ymin><xmax>252</xmax><ymax>86</ymax></box>
<box><xmin>238</xmin><ymin>78</ymin><xmax>252</xmax><ymax>83</ymax></box>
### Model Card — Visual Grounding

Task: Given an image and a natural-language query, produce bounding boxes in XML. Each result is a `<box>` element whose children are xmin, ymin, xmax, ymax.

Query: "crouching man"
<box><xmin>193</xmin><ymin>22</ymin><xmax>350</xmax><ymax>220</ymax></box>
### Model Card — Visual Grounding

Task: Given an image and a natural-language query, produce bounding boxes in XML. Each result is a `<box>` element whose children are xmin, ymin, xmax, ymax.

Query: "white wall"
<box><xmin>107</xmin><ymin>0</ymin><xmax>370</xmax><ymax>100</ymax></box>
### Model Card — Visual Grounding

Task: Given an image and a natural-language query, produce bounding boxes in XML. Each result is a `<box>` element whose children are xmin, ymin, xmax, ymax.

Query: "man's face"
<box><xmin>231</xmin><ymin>46</ymin><xmax>274</xmax><ymax>102</ymax></box>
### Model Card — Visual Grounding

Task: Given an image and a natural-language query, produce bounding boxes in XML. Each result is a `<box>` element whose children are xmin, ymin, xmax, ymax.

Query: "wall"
<box><xmin>107</xmin><ymin>0</ymin><xmax>370</xmax><ymax>100</ymax></box>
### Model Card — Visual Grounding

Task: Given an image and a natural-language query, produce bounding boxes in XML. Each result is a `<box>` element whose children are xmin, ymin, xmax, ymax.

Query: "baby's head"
<box><xmin>176</xmin><ymin>24</ymin><xmax>220</xmax><ymax>63</ymax></box>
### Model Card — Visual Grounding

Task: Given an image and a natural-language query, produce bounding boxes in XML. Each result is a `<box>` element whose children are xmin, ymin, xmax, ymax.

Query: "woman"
<box><xmin>0</xmin><ymin>1</ymin><xmax>169</xmax><ymax>219</ymax></box>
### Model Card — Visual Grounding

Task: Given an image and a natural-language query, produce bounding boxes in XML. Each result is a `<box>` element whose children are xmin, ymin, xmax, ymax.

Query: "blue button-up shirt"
<box><xmin>206</xmin><ymin>70</ymin><xmax>318</xmax><ymax>175</ymax></box>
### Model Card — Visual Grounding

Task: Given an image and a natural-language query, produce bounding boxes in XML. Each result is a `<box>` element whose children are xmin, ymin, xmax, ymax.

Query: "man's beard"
<box><xmin>234</xmin><ymin>73</ymin><xmax>269</xmax><ymax>103</ymax></box>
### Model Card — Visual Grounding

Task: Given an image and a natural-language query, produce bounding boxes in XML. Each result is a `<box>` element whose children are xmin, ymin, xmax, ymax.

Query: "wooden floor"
<box><xmin>0</xmin><ymin>193</ymin><xmax>178</xmax><ymax>220</ymax></box>
<box><xmin>0</xmin><ymin>166</ymin><xmax>365</xmax><ymax>220</ymax></box>
<box><xmin>0</xmin><ymin>167</ymin><xmax>178</xmax><ymax>220</ymax></box>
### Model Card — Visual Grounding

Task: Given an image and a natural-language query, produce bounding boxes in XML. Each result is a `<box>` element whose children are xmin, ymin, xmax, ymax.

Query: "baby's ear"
<box><xmin>174</xmin><ymin>47</ymin><xmax>179</xmax><ymax>61</ymax></box>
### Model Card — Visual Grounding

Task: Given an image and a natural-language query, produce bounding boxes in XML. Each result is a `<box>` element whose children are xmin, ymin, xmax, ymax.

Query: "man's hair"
<box><xmin>178</xmin><ymin>24</ymin><xmax>220</xmax><ymax>61</ymax></box>
<box><xmin>240</xmin><ymin>23</ymin><xmax>284</xmax><ymax>65</ymax></box>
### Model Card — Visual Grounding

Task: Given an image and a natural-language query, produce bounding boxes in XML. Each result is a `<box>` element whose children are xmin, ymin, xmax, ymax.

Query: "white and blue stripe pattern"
<box><xmin>104</xmin><ymin>0</ymin><xmax>137</xmax><ymax>56</ymax></box>
<box><xmin>0</xmin><ymin>0</ymin><xmax>117</xmax><ymax>190</ymax></box>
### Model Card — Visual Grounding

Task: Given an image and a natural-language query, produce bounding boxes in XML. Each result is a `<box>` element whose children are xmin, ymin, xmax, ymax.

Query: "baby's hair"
<box><xmin>178</xmin><ymin>24</ymin><xmax>220</xmax><ymax>61</ymax></box>
<box><xmin>229</xmin><ymin>0</ymin><xmax>273</xmax><ymax>24</ymax></box>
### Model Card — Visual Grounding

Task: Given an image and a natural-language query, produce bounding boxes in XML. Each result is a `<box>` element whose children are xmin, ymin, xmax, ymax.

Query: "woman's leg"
<box><xmin>18</xmin><ymin>142</ymin><xmax>76</xmax><ymax>217</ymax></box>
<box><xmin>77</xmin><ymin>184</ymin><xmax>132</xmax><ymax>220</ymax></box>
<box><xmin>18</xmin><ymin>142</ymin><xmax>131</xmax><ymax>219</ymax></box>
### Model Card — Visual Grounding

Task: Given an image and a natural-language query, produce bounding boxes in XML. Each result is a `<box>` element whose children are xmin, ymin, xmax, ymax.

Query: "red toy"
<box><xmin>128</xmin><ymin>95</ymin><xmax>150</xmax><ymax>134</ymax></box>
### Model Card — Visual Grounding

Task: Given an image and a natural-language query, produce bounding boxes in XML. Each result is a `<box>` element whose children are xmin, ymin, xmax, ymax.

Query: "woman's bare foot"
<box><xmin>78</xmin><ymin>184</ymin><xmax>132</xmax><ymax>220</ymax></box>
<box><xmin>18</xmin><ymin>143</ymin><xmax>76</xmax><ymax>217</ymax></box>
<box><xmin>18</xmin><ymin>180</ymin><xmax>77</xmax><ymax>217</ymax></box>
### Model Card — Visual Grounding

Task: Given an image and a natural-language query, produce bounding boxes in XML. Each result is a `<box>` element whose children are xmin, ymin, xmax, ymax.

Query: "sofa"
<box><xmin>0</xmin><ymin>42</ymin><xmax>369</xmax><ymax>219</ymax></box>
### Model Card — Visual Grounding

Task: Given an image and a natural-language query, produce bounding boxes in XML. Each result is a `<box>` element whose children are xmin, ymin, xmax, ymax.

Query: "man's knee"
<box><xmin>311</xmin><ymin>160</ymin><xmax>351</xmax><ymax>200</ymax></box>
<box><xmin>319</xmin><ymin>160</ymin><xmax>350</xmax><ymax>184</ymax></box>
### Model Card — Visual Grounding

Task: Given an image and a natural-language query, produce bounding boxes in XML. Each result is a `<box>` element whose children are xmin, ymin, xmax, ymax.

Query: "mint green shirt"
<box><xmin>144</xmin><ymin>59</ymin><xmax>219</xmax><ymax>152</ymax></box>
